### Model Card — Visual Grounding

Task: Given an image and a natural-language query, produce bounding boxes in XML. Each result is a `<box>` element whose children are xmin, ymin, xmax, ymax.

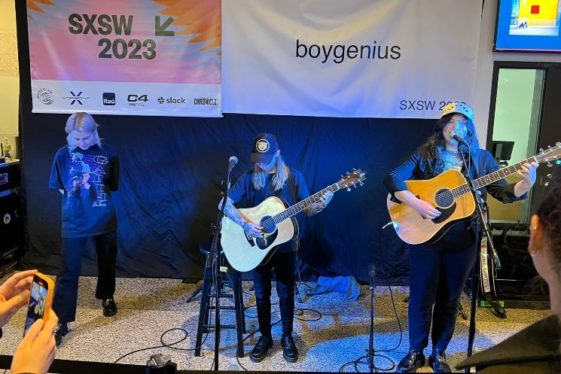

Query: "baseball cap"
<box><xmin>251</xmin><ymin>133</ymin><xmax>279</xmax><ymax>164</ymax></box>
<box><xmin>440</xmin><ymin>101</ymin><xmax>474</xmax><ymax>122</ymax></box>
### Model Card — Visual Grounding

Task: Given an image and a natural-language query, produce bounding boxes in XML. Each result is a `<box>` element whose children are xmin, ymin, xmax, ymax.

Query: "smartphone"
<box><xmin>23</xmin><ymin>272</ymin><xmax>55</xmax><ymax>336</ymax></box>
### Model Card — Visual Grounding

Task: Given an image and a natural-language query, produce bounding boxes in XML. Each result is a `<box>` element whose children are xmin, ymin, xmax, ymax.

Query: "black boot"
<box><xmin>250</xmin><ymin>335</ymin><xmax>273</xmax><ymax>363</ymax></box>
<box><xmin>429</xmin><ymin>349</ymin><xmax>451</xmax><ymax>373</ymax></box>
<box><xmin>396</xmin><ymin>349</ymin><xmax>425</xmax><ymax>373</ymax></box>
<box><xmin>281</xmin><ymin>334</ymin><xmax>298</xmax><ymax>362</ymax></box>
<box><xmin>102</xmin><ymin>298</ymin><xmax>118</xmax><ymax>317</ymax></box>
<box><xmin>54</xmin><ymin>322</ymin><xmax>69</xmax><ymax>347</ymax></box>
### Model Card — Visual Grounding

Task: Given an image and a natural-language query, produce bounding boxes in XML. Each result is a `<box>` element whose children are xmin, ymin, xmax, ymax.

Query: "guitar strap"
<box><xmin>287</xmin><ymin>168</ymin><xmax>297</xmax><ymax>205</ymax></box>
<box><xmin>286</xmin><ymin>168</ymin><xmax>300</xmax><ymax>251</ymax></box>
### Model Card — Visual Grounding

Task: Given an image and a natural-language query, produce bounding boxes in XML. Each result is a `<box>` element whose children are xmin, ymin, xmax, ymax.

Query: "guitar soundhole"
<box><xmin>260</xmin><ymin>216</ymin><xmax>276</xmax><ymax>234</ymax></box>
<box><xmin>435</xmin><ymin>189</ymin><xmax>454</xmax><ymax>208</ymax></box>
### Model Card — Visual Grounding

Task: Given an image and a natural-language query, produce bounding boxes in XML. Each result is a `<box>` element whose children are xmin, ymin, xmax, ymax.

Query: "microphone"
<box><xmin>228</xmin><ymin>155</ymin><xmax>238</xmax><ymax>172</ymax></box>
<box><xmin>453</xmin><ymin>134</ymin><xmax>468</xmax><ymax>145</ymax></box>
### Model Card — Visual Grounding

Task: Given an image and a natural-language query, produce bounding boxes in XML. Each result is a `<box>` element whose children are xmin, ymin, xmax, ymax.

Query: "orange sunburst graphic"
<box><xmin>153</xmin><ymin>0</ymin><xmax>221</xmax><ymax>52</ymax></box>
<box><xmin>27</xmin><ymin>0</ymin><xmax>55</xmax><ymax>14</ymax></box>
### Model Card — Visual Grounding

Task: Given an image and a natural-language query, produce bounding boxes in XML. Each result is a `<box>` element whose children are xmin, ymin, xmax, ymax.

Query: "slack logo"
<box><xmin>103</xmin><ymin>92</ymin><xmax>116</xmax><ymax>105</ymax></box>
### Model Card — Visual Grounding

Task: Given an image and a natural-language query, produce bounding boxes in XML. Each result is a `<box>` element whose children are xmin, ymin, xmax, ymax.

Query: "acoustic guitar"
<box><xmin>221</xmin><ymin>169</ymin><xmax>366</xmax><ymax>272</ymax></box>
<box><xmin>386</xmin><ymin>143</ymin><xmax>561</xmax><ymax>245</ymax></box>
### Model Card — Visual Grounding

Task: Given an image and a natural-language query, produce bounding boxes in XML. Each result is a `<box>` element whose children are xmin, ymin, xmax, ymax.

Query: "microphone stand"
<box><xmin>366</xmin><ymin>264</ymin><xmax>376</xmax><ymax>373</ymax></box>
<box><xmin>209</xmin><ymin>160</ymin><xmax>235</xmax><ymax>371</ymax></box>
<box><xmin>455</xmin><ymin>145</ymin><xmax>501</xmax><ymax>365</ymax></box>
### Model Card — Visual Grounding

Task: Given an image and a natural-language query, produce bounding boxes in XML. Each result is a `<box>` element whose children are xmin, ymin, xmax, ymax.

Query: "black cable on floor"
<box><xmin>113</xmin><ymin>327</ymin><xmax>195</xmax><ymax>364</ymax></box>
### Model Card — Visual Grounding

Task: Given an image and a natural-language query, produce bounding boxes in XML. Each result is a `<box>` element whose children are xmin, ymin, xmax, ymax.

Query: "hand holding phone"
<box><xmin>12</xmin><ymin>308</ymin><xmax>58</xmax><ymax>374</ymax></box>
<box><xmin>24</xmin><ymin>272</ymin><xmax>55</xmax><ymax>336</ymax></box>
<box><xmin>0</xmin><ymin>270</ymin><xmax>36</xmax><ymax>328</ymax></box>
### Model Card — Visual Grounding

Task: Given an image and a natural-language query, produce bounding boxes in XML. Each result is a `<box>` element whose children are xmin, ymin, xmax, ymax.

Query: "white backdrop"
<box><xmin>222</xmin><ymin>0</ymin><xmax>483</xmax><ymax>119</ymax></box>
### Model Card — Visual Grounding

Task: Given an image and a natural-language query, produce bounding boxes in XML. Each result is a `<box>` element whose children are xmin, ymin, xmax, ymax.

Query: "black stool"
<box><xmin>194</xmin><ymin>246</ymin><xmax>246</xmax><ymax>358</ymax></box>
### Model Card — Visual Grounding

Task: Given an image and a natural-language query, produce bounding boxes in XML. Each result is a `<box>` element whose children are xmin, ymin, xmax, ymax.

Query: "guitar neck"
<box><xmin>272</xmin><ymin>183</ymin><xmax>341</xmax><ymax>223</ymax></box>
<box><xmin>454</xmin><ymin>156</ymin><xmax>538</xmax><ymax>195</ymax></box>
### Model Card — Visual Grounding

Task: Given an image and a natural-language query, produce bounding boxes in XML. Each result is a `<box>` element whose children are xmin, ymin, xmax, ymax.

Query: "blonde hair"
<box><xmin>252</xmin><ymin>153</ymin><xmax>289</xmax><ymax>191</ymax></box>
<box><xmin>65</xmin><ymin>112</ymin><xmax>102</xmax><ymax>150</ymax></box>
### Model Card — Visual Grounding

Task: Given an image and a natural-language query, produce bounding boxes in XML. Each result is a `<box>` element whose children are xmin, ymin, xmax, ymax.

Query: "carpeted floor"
<box><xmin>0</xmin><ymin>275</ymin><xmax>550</xmax><ymax>373</ymax></box>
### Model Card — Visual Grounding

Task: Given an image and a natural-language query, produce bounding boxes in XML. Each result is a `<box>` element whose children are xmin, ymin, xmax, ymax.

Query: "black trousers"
<box><xmin>408</xmin><ymin>223</ymin><xmax>477</xmax><ymax>352</ymax></box>
<box><xmin>252</xmin><ymin>250</ymin><xmax>296</xmax><ymax>338</ymax></box>
<box><xmin>53</xmin><ymin>231</ymin><xmax>117</xmax><ymax>323</ymax></box>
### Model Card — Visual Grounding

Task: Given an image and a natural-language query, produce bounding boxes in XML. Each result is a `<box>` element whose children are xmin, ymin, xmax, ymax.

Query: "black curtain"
<box><xmin>15</xmin><ymin>1</ymin><xmax>433</xmax><ymax>283</ymax></box>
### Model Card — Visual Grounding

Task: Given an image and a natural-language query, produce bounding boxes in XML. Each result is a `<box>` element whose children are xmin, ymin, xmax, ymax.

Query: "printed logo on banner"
<box><xmin>157</xmin><ymin>96</ymin><xmax>186</xmax><ymax>104</ymax></box>
<box><xmin>103</xmin><ymin>92</ymin><xmax>116</xmax><ymax>106</ymax></box>
<box><xmin>194</xmin><ymin>97</ymin><xmax>217</xmax><ymax>106</ymax></box>
<box><xmin>37</xmin><ymin>88</ymin><xmax>54</xmax><ymax>105</ymax></box>
<box><xmin>127</xmin><ymin>94</ymin><xmax>148</xmax><ymax>107</ymax></box>
<box><xmin>63</xmin><ymin>91</ymin><xmax>90</xmax><ymax>106</ymax></box>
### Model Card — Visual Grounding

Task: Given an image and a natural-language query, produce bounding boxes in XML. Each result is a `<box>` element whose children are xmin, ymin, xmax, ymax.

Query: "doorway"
<box><xmin>487</xmin><ymin>62</ymin><xmax>561</xmax><ymax>224</ymax></box>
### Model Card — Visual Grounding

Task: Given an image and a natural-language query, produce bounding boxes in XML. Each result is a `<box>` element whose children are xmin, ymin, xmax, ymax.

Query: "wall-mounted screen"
<box><xmin>495</xmin><ymin>0</ymin><xmax>561</xmax><ymax>52</ymax></box>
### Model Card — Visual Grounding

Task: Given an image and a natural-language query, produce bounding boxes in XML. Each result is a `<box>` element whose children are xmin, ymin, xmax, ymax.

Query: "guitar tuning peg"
<box><xmin>540</xmin><ymin>148</ymin><xmax>544</xmax><ymax>153</ymax></box>
<box><xmin>545</xmin><ymin>181</ymin><xmax>550</xmax><ymax>187</ymax></box>
<box><xmin>547</xmin><ymin>162</ymin><xmax>553</xmax><ymax>167</ymax></box>
<box><xmin>346</xmin><ymin>186</ymin><xmax>351</xmax><ymax>192</ymax></box>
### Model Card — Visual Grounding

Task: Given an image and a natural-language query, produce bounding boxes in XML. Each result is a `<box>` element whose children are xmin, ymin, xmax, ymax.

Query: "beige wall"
<box><xmin>0</xmin><ymin>0</ymin><xmax>19</xmax><ymax>157</ymax></box>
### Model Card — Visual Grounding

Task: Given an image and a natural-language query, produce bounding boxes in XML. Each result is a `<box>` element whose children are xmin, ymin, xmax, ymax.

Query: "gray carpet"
<box><xmin>0</xmin><ymin>276</ymin><xmax>550</xmax><ymax>372</ymax></box>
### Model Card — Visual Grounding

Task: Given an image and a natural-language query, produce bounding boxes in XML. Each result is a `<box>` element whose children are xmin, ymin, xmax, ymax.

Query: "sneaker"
<box><xmin>250</xmin><ymin>335</ymin><xmax>273</xmax><ymax>363</ymax></box>
<box><xmin>54</xmin><ymin>322</ymin><xmax>68</xmax><ymax>347</ymax></box>
<box><xmin>102</xmin><ymin>298</ymin><xmax>117</xmax><ymax>317</ymax></box>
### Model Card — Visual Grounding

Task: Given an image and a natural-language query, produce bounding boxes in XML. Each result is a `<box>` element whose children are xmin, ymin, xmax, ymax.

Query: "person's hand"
<box><xmin>11</xmin><ymin>309</ymin><xmax>58</xmax><ymax>374</ymax></box>
<box><xmin>517</xmin><ymin>161</ymin><xmax>539</xmax><ymax>187</ymax></box>
<box><xmin>412</xmin><ymin>198</ymin><xmax>441</xmax><ymax>220</ymax></box>
<box><xmin>242</xmin><ymin>221</ymin><xmax>263</xmax><ymax>238</ymax></box>
<box><xmin>319</xmin><ymin>191</ymin><xmax>334</xmax><ymax>208</ymax></box>
<box><xmin>0</xmin><ymin>270</ymin><xmax>37</xmax><ymax>328</ymax></box>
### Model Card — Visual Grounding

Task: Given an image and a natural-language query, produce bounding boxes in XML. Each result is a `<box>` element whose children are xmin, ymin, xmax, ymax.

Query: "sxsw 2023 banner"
<box><xmin>27</xmin><ymin>0</ymin><xmax>221</xmax><ymax>117</ymax></box>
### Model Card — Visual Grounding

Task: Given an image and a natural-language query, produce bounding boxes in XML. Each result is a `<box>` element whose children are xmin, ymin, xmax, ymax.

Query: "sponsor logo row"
<box><xmin>36</xmin><ymin>89</ymin><xmax>217</xmax><ymax>107</ymax></box>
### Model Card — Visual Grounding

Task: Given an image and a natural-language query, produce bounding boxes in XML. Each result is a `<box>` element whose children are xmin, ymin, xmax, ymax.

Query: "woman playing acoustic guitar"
<box><xmin>384</xmin><ymin>102</ymin><xmax>538</xmax><ymax>372</ymax></box>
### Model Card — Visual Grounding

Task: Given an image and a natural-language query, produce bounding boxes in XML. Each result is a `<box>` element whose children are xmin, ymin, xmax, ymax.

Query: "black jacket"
<box><xmin>456</xmin><ymin>314</ymin><xmax>561</xmax><ymax>373</ymax></box>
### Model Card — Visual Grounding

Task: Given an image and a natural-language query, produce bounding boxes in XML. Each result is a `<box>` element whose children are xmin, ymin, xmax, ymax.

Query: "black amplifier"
<box><xmin>0</xmin><ymin>161</ymin><xmax>20</xmax><ymax>195</ymax></box>
<box><xmin>0</xmin><ymin>192</ymin><xmax>22</xmax><ymax>252</ymax></box>
<box><xmin>491</xmin><ymin>222</ymin><xmax>549</xmax><ymax>307</ymax></box>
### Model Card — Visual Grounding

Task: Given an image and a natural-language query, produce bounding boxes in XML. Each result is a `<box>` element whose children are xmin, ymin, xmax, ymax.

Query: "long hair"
<box><xmin>252</xmin><ymin>153</ymin><xmax>289</xmax><ymax>191</ymax></box>
<box><xmin>418</xmin><ymin>113</ymin><xmax>480</xmax><ymax>175</ymax></box>
<box><xmin>65</xmin><ymin>112</ymin><xmax>102</xmax><ymax>150</ymax></box>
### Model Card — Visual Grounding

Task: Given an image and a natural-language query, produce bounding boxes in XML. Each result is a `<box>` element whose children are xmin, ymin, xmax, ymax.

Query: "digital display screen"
<box><xmin>495</xmin><ymin>0</ymin><xmax>561</xmax><ymax>52</ymax></box>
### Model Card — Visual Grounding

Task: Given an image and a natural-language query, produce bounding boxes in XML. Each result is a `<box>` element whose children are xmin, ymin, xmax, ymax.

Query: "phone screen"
<box><xmin>24</xmin><ymin>277</ymin><xmax>49</xmax><ymax>335</ymax></box>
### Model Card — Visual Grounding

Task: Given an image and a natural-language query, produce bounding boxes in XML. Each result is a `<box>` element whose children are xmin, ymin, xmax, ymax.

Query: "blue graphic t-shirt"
<box><xmin>49</xmin><ymin>144</ymin><xmax>119</xmax><ymax>238</ymax></box>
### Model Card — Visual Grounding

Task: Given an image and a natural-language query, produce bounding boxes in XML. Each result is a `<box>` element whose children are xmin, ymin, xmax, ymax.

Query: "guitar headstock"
<box><xmin>338</xmin><ymin>168</ymin><xmax>366</xmax><ymax>191</ymax></box>
<box><xmin>536</xmin><ymin>142</ymin><xmax>561</xmax><ymax>166</ymax></box>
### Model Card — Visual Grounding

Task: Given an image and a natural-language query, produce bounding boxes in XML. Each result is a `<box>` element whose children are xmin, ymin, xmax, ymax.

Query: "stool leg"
<box><xmin>231</xmin><ymin>270</ymin><xmax>245</xmax><ymax>357</ymax></box>
<box><xmin>194</xmin><ymin>264</ymin><xmax>212</xmax><ymax>356</ymax></box>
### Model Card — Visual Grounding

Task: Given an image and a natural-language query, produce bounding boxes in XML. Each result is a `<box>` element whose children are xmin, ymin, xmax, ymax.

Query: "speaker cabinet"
<box><xmin>0</xmin><ymin>161</ymin><xmax>22</xmax><ymax>275</ymax></box>
<box><xmin>491</xmin><ymin>223</ymin><xmax>549</xmax><ymax>307</ymax></box>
